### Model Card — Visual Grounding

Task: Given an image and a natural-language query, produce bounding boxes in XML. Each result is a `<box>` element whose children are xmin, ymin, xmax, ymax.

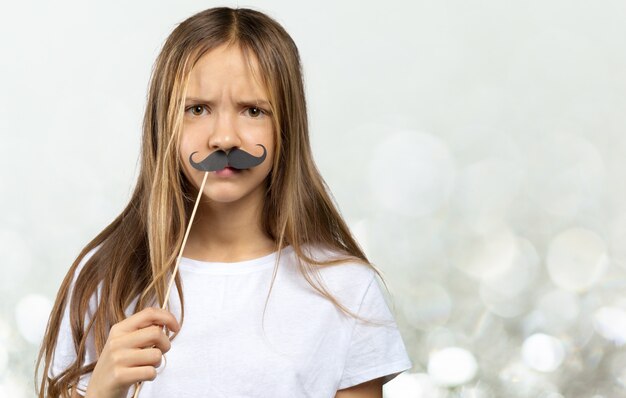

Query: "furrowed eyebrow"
<box><xmin>184</xmin><ymin>97</ymin><xmax>271</xmax><ymax>108</ymax></box>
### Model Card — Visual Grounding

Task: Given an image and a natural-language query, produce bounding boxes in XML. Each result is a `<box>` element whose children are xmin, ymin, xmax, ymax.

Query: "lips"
<box><xmin>214</xmin><ymin>166</ymin><xmax>240</xmax><ymax>177</ymax></box>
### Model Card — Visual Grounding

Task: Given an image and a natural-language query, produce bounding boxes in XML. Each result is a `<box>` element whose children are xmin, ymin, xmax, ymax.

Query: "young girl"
<box><xmin>36</xmin><ymin>6</ymin><xmax>412</xmax><ymax>398</ymax></box>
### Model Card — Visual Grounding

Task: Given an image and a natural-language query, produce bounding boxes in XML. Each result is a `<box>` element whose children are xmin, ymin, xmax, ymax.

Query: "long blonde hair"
<box><xmin>35</xmin><ymin>6</ymin><xmax>391</xmax><ymax>397</ymax></box>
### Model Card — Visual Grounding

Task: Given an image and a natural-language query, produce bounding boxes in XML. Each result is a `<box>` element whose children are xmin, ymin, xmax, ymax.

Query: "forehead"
<box><xmin>187</xmin><ymin>44</ymin><xmax>267</xmax><ymax>98</ymax></box>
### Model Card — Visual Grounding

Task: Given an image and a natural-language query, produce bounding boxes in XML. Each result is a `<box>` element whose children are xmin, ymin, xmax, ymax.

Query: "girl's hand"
<box><xmin>85</xmin><ymin>307</ymin><xmax>180</xmax><ymax>398</ymax></box>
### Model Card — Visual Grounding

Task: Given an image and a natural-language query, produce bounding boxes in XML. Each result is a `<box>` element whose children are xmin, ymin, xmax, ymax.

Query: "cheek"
<box><xmin>178</xmin><ymin>142</ymin><xmax>196</xmax><ymax>179</ymax></box>
<box><xmin>179</xmin><ymin>131</ymin><xmax>194</xmax><ymax>153</ymax></box>
<box><xmin>179</xmin><ymin>130</ymin><xmax>201</xmax><ymax>163</ymax></box>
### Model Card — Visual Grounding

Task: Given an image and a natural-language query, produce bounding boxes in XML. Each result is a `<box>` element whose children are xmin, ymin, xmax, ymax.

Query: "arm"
<box><xmin>335</xmin><ymin>377</ymin><xmax>383</xmax><ymax>398</ymax></box>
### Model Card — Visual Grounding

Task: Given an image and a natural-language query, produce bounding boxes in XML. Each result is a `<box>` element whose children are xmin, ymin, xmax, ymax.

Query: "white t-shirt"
<box><xmin>50</xmin><ymin>244</ymin><xmax>412</xmax><ymax>397</ymax></box>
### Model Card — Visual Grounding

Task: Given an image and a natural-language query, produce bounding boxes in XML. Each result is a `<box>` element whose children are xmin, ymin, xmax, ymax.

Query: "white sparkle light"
<box><xmin>546</xmin><ymin>228</ymin><xmax>608</xmax><ymax>292</ymax></box>
<box><xmin>383</xmin><ymin>372</ymin><xmax>445</xmax><ymax>398</ymax></box>
<box><xmin>521</xmin><ymin>333</ymin><xmax>565</xmax><ymax>372</ymax></box>
<box><xmin>428</xmin><ymin>347</ymin><xmax>478</xmax><ymax>387</ymax></box>
<box><xmin>453</xmin><ymin>227</ymin><xmax>519</xmax><ymax>280</ymax></box>
<box><xmin>593</xmin><ymin>306</ymin><xmax>626</xmax><ymax>346</ymax></box>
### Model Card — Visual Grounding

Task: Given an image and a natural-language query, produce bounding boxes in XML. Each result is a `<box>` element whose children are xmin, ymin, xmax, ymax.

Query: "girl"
<box><xmin>36</xmin><ymin>6</ymin><xmax>412</xmax><ymax>398</ymax></box>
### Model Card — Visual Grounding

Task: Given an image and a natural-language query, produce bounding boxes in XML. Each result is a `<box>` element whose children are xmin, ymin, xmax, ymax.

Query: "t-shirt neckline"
<box><xmin>179</xmin><ymin>245</ymin><xmax>293</xmax><ymax>275</ymax></box>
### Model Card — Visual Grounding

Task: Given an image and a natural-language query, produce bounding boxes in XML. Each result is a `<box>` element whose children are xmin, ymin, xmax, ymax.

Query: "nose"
<box><xmin>208</xmin><ymin>110</ymin><xmax>242</xmax><ymax>153</ymax></box>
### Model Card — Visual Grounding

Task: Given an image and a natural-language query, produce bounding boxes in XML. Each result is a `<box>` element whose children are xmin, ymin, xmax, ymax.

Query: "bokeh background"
<box><xmin>1</xmin><ymin>0</ymin><xmax>625</xmax><ymax>397</ymax></box>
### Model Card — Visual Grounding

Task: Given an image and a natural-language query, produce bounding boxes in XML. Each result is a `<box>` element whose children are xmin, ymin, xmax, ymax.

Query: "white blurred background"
<box><xmin>1</xmin><ymin>0</ymin><xmax>626</xmax><ymax>397</ymax></box>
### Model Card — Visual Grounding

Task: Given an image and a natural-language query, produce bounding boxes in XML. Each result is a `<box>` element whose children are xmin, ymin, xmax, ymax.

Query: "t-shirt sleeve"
<box><xmin>48</xmin><ymin>246</ymin><xmax>101</xmax><ymax>396</ymax></box>
<box><xmin>337</xmin><ymin>273</ymin><xmax>413</xmax><ymax>390</ymax></box>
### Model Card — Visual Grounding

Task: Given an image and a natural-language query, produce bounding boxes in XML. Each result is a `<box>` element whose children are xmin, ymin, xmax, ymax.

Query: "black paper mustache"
<box><xmin>189</xmin><ymin>144</ymin><xmax>267</xmax><ymax>172</ymax></box>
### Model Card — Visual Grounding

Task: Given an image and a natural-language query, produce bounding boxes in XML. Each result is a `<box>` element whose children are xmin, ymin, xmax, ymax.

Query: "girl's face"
<box><xmin>180</xmin><ymin>44</ymin><xmax>275</xmax><ymax>205</ymax></box>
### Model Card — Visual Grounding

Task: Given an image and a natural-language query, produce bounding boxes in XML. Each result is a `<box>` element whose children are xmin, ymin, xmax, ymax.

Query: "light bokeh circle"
<box><xmin>428</xmin><ymin>347</ymin><xmax>478</xmax><ymax>387</ymax></box>
<box><xmin>546</xmin><ymin>228</ymin><xmax>608</xmax><ymax>292</ymax></box>
<box><xmin>521</xmin><ymin>333</ymin><xmax>566</xmax><ymax>372</ymax></box>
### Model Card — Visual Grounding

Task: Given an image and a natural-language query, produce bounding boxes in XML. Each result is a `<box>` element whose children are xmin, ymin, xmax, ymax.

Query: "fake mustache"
<box><xmin>189</xmin><ymin>144</ymin><xmax>267</xmax><ymax>172</ymax></box>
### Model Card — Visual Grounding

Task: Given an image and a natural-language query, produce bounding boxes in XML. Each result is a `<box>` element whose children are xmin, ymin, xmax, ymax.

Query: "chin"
<box><xmin>205</xmin><ymin>192</ymin><xmax>244</xmax><ymax>203</ymax></box>
<box><xmin>202</xmin><ymin>187</ymin><xmax>251</xmax><ymax>204</ymax></box>
<box><xmin>209</xmin><ymin>195</ymin><xmax>247</xmax><ymax>204</ymax></box>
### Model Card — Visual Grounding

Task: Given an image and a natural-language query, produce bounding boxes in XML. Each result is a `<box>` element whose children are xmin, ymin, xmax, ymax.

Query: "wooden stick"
<box><xmin>132</xmin><ymin>170</ymin><xmax>209</xmax><ymax>398</ymax></box>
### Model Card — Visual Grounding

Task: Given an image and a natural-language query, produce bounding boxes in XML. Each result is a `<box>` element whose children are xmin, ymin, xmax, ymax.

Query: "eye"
<box><xmin>185</xmin><ymin>105</ymin><xmax>207</xmax><ymax>116</ymax></box>
<box><xmin>247</xmin><ymin>106</ymin><xmax>265</xmax><ymax>118</ymax></box>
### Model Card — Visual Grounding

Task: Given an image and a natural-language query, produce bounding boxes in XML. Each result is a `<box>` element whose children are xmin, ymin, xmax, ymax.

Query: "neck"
<box><xmin>183</xmin><ymin>186</ymin><xmax>275</xmax><ymax>262</ymax></box>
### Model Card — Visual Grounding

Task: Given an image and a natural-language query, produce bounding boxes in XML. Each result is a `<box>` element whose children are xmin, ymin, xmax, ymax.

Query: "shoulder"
<box><xmin>297</xmin><ymin>243</ymin><xmax>378</xmax><ymax>297</ymax></box>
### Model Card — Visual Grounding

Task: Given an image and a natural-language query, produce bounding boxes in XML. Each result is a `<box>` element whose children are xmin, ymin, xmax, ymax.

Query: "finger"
<box><xmin>113</xmin><ymin>307</ymin><xmax>180</xmax><ymax>334</ymax></box>
<box><xmin>123</xmin><ymin>347</ymin><xmax>164</xmax><ymax>368</ymax></box>
<box><xmin>114</xmin><ymin>365</ymin><xmax>158</xmax><ymax>385</ymax></box>
<box><xmin>124</xmin><ymin>326</ymin><xmax>172</xmax><ymax>353</ymax></box>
